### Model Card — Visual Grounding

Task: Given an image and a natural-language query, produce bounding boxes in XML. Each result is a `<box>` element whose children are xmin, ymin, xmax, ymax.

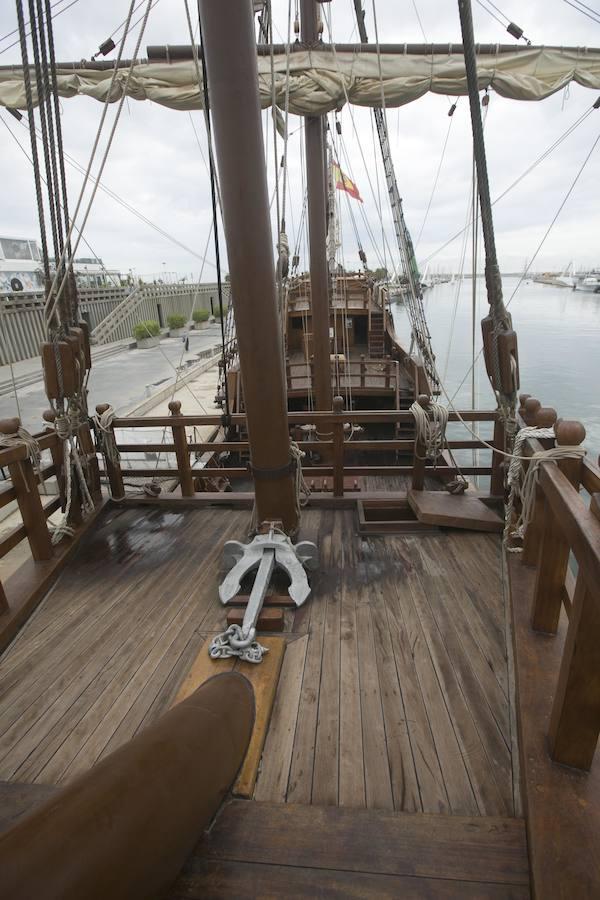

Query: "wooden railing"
<box><xmin>512</xmin><ymin>396</ymin><xmax>600</xmax><ymax>771</ymax></box>
<box><xmin>0</xmin><ymin>417</ymin><xmax>100</xmax><ymax>611</ymax></box>
<box><xmin>285</xmin><ymin>356</ymin><xmax>401</xmax><ymax>395</ymax></box>
<box><xmin>100</xmin><ymin>403</ymin><xmax>500</xmax><ymax>501</ymax></box>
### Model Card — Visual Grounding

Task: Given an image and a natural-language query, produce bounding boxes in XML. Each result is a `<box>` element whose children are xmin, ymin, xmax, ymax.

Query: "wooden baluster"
<box><xmin>547</xmin><ymin>493</ymin><xmax>600</xmax><ymax>770</ymax></box>
<box><xmin>95</xmin><ymin>404</ymin><xmax>124</xmax><ymax>501</ymax></box>
<box><xmin>522</xmin><ymin>406</ymin><xmax>558</xmax><ymax>564</ymax></box>
<box><xmin>411</xmin><ymin>394</ymin><xmax>429</xmax><ymax>492</ymax></box>
<box><xmin>385</xmin><ymin>355</ymin><xmax>391</xmax><ymax>389</ymax></box>
<box><xmin>169</xmin><ymin>401</ymin><xmax>194</xmax><ymax>497</ymax></box>
<box><xmin>332</xmin><ymin>395</ymin><xmax>345</xmax><ymax>498</ymax></box>
<box><xmin>490</xmin><ymin>414</ymin><xmax>506</xmax><ymax>498</ymax></box>
<box><xmin>531</xmin><ymin>420</ymin><xmax>586</xmax><ymax>634</ymax></box>
<box><xmin>0</xmin><ymin>417</ymin><xmax>52</xmax><ymax>561</ymax></box>
<box><xmin>360</xmin><ymin>354</ymin><xmax>366</xmax><ymax>389</ymax></box>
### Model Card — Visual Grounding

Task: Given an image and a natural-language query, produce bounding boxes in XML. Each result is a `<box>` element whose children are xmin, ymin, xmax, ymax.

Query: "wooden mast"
<box><xmin>198</xmin><ymin>0</ymin><xmax>298</xmax><ymax>534</ymax></box>
<box><xmin>301</xmin><ymin>0</ymin><xmax>333</xmax><ymax>412</ymax></box>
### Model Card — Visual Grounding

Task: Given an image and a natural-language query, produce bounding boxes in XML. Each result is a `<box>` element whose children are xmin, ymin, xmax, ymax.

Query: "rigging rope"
<box><xmin>505</xmin><ymin>443</ymin><xmax>586</xmax><ymax>551</ymax></box>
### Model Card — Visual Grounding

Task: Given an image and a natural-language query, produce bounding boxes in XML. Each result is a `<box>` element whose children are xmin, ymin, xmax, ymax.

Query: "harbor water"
<box><xmin>391</xmin><ymin>276</ymin><xmax>600</xmax><ymax>460</ymax></box>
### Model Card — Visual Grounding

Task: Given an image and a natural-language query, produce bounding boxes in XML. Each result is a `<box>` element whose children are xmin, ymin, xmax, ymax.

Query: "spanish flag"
<box><xmin>332</xmin><ymin>162</ymin><xmax>363</xmax><ymax>202</ymax></box>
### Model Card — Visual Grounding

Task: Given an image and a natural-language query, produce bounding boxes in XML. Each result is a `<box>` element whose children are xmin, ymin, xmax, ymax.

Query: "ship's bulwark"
<box><xmin>1</xmin><ymin>45</ymin><xmax>600</xmax><ymax>112</ymax></box>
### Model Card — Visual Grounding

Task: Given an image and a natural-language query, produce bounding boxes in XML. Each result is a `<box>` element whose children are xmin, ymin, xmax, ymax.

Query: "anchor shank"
<box><xmin>243</xmin><ymin>548</ymin><xmax>276</xmax><ymax>637</ymax></box>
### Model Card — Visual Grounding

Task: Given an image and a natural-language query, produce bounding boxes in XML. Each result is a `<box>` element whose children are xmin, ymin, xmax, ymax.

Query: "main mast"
<box><xmin>198</xmin><ymin>0</ymin><xmax>298</xmax><ymax>533</ymax></box>
<box><xmin>301</xmin><ymin>0</ymin><xmax>333</xmax><ymax>412</ymax></box>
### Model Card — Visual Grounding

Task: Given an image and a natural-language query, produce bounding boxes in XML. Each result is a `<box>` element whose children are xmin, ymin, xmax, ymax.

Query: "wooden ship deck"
<box><xmin>1</xmin><ymin>0</ymin><xmax>600</xmax><ymax>898</ymax></box>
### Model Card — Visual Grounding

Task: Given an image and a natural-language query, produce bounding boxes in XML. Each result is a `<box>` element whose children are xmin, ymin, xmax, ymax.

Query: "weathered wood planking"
<box><xmin>190</xmin><ymin>800</ymin><xmax>529</xmax><ymax>888</ymax></box>
<box><xmin>0</xmin><ymin>505</ymin><xmax>517</xmax><ymax>822</ymax></box>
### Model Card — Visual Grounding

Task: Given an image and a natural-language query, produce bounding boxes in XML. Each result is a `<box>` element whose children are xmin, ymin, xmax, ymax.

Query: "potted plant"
<box><xmin>214</xmin><ymin>304</ymin><xmax>228</xmax><ymax>320</ymax></box>
<box><xmin>167</xmin><ymin>313</ymin><xmax>187</xmax><ymax>337</ymax></box>
<box><xmin>133</xmin><ymin>320</ymin><xmax>160</xmax><ymax>349</ymax></box>
<box><xmin>192</xmin><ymin>308</ymin><xmax>210</xmax><ymax>330</ymax></box>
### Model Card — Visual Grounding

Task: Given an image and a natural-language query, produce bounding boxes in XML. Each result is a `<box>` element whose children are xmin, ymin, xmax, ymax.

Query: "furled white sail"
<box><xmin>1</xmin><ymin>46</ymin><xmax>599</xmax><ymax>112</ymax></box>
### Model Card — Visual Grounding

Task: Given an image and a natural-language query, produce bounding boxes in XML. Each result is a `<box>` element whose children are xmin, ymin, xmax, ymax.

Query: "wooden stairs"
<box><xmin>170</xmin><ymin>800</ymin><xmax>530</xmax><ymax>898</ymax></box>
<box><xmin>368</xmin><ymin>309</ymin><xmax>385</xmax><ymax>358</ymax></box>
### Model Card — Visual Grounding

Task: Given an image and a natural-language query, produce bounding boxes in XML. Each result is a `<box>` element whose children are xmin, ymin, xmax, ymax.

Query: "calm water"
<box><xmin>391</xmin><ymin>276</ymin><xmax>600</xmax><ymax>459</ymax></box>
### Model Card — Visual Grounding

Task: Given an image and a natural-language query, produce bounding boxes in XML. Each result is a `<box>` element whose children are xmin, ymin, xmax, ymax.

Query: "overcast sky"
<box><xmin>0</xmin><ymin>0</ymin><xmax>599</xmax><ymax>280</ymax></box>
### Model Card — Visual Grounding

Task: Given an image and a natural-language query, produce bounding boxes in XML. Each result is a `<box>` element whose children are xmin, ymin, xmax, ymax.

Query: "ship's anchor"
<box><xmin>209</xmin><ymin>522</ymin><xmax>318</xmax><ymax>663</ymax></box>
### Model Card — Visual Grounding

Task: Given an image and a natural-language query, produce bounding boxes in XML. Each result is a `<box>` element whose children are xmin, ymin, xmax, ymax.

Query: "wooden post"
<box><xmin>0</xmin><ymin>417</ymin><xmax>53</xmax><ymax>561</ymax></box>
<box><xmin>360</xmin><ymin>354</ymin><xmax>366</xmax><ymax>389</ymax></box>
<box><xmin>332</xmin><ymin>396</ymin><xmax>345</xmax><ymax>498</ymax></box>
<box><xmin>523</xmin><ymin>396</ymin><xmax>541</xmax><ymax>426</ymax></box>
<box><xmin>385</xmin><ymin>355</ymin><xmax>392</xmax><ymax>390</ymax></box>
<box><xmin>411</xmin><ymin>394</ymin><xmax>429</xmax><ymax>491</ymax></box>
<box><xmin>300</xmin><ymin>0</ymin><xmax>333</xmax><ymax>413</ymax></box>
<box><xmin>547</xmin><ymin>496</ymin><xmax>600</xmax><ymax>770</ymax></box>
<box><xmin>490</xmin><ymin>415</ymin><xmax>506</xmax><ymax>497</ymax></box>
<box><xmin>169</xmin><ymin>401</ymin><xmax>194</xmax><ymax>498</ymax></box>
<box><xmin>0</xmin><ymin>579</ymin><xmax>8</xmax><ymax>614</ymax></box>
<box><xmin>95</xmin><ymin>404</ymin><xmax>125</xmax><ymax>501</ymax></box>
<box><xmin>79</xmin><ymin>420</ymin><xmax>102</xmax><ymax>504</ymax></box>
<box><xmin>42</xmin><ymin>409</ymin><xmax>65</xmax><ymax>510</ymax></box>
<box><xmin>531</xmin><ymin>420</ymin><xmax>586</xmax><ymax>634</ymax></box>
<box><xmin>198</xmin><ymin>0</ymin><xmax>299</xmax><ymax>532</ymax></box>
<box><xmin>517</xmin><ymin>393</ymin><xmax>531</xmax><ymax>419</ymax></box>
<box><xmin>522</xmin><ymin>407</ymin><xmax>558</xmax><ymax>565</ymax></box>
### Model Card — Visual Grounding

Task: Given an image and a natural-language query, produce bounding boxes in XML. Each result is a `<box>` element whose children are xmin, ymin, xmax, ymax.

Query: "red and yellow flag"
<box><xmin>332</xmin><ymin>163</ymin><xmax>363</xmax><ymax>202</ymax></box>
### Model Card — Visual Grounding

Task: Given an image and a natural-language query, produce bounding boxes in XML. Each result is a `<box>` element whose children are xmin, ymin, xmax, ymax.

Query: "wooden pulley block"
<box><xmin>64</xmin><ymin>334</ymin><xmax>84</xmax><ymax>389</ymax></box>
<box><xmin>480</xmin><ymin>314</ymin><xmax>494</xmax><ymax>379</ymax></box>
<box><xmin>497</xmin><ymin>329</ymin><xmax>519</xmax><ymax>393</ymax></box>
<box><xmin>40</xmin><ymin>340</ymin><xmax>78</xmax><ymax>400</ymax></box>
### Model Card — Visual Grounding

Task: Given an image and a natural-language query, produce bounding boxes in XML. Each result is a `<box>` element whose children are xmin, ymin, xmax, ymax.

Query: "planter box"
<box><xmin>194</xmin><ymin>321</ymin><xmax>209</xmax><ymax>330</ymax></box>
<box><xmin>169</xmin><ymin>327</ymin><xmax>187</xmax><ymax>338</ymax></box>
<box><xmin>136</xmin><ymin>336</ymin><xmax>160</xmax><ymax>349</ymax></box>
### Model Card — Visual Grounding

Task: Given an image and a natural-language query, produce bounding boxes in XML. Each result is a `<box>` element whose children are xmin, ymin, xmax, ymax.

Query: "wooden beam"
<box><xmin>531</xmin><ymin>421</ymin><xmax>586</xmax><ymax>634</ymax></box>
<box><xmin>507</xmin><ymin>554</ymin><xmax>600</xmax><ymax>898</ymax></box>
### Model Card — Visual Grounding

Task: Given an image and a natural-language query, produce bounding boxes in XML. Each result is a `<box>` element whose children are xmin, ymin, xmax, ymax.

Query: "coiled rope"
<box><xmin>51</xmin><ymin>409</ymin><xmax>95</xmax><ymax>544</ymax></box>
<box><xmin>0</xmin><ymin>425</ymin><xmax>42</xmax><ymax>476</ymax></box>
<box><xmin>505</xmin><ymin>441</ymin><xmax>586</xmax><ymax>551</ymax></box>
<box><xmin>409</xmin><ymin>399</ymin><xmax>449</xmax><ymax>462</ymax></box>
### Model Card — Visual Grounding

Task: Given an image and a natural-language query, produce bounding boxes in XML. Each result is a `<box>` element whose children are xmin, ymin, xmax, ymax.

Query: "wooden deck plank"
<box><xmin>311</xmin><ymin>577</ymin><xmax>341</xmax><ymax>806</ymax></box>
<box><xmin>355</xmin><ymin>585</ymin><xmax>394</xmax><ymax>810</ymax></box>
<box><xmin>200</xmin><ymin>801</ymin><xmax>530</xmax><ymax>886</ymax></box>
<box><xmin>233</xmin><ymin>637</ymin><xmax>286</xmax><ymax>798</ymax></box>
<box><xmin>369</xmin><ymin>577</ymin><xmax>421</xmax><ymax>812</ymax></box>
<box><xmin>395</xmin><ymin>575</ymin><xmax>479</xmax><ymax>815</ymax></box>
<box><xmin>172</xmin><ymin>860</ymin><xmax>530</xmax><ymax>899</ymax></box>
<box><xmin>338</xmin><ymin>570</ymin><xmax>366</xmax><ymax>808</ymax></box>
<box><xmin>254</xmin><ymin>635</ymin><xmax>308</xmax><ymax>803</ymax></box>
<box><xmin>383</xmin><ymin>573</ymin><xmax>450</xmax><ymax>814</ymax></box>
<box><xmin>407</xmin><ymin>572</ymin><xmax>509</xmax><ymax>817</ymax></box>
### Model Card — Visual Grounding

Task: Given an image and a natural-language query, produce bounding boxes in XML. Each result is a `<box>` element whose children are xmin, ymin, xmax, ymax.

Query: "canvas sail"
<box><xmin>1</xmin><ymin>45</ymin><xmax>600</xmax><ymax>112</ymax></box>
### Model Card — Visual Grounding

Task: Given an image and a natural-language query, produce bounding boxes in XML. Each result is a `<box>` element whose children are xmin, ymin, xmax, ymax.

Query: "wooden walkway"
<box><xmin>0</xmin><ymin>505</ymin><xmax>519</xmax><ymax>819</ymax></box>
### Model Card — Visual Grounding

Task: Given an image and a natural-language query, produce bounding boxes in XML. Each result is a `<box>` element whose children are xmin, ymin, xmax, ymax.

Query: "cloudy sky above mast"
<box><xmin>0</xmin><ymin>0</ymin><xmax>598</xmax><ymax>280</ymax></box>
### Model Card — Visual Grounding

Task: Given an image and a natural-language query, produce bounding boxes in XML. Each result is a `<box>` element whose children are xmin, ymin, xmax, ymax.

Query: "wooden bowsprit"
<box><xmin>210</xmin><ymin>523</ymin><xmax>318</xmax><ymax>663</ymax></box>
